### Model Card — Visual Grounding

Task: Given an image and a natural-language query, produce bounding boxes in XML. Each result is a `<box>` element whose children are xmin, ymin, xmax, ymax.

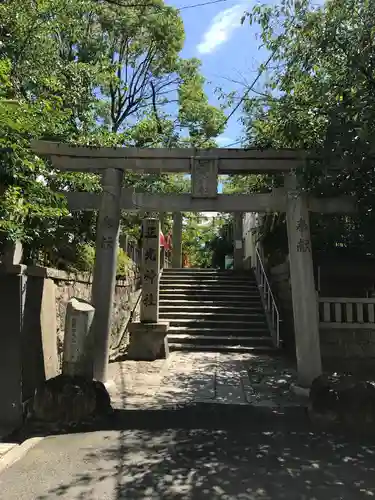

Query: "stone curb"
<box><xmin>0</xmin><ymin>437</ymin><xmax>44</xmax><ymax>474</ymax></box>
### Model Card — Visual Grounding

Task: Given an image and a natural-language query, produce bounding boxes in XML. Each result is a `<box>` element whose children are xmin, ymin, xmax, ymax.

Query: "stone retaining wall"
<box><xmin>320</xmin><ymin>328</ymin><xmax>375</xmax><ymax>376</ymax></box>
<box><xmin>52</xmin><ymin>267</ymin><xmax>140</xmax><ymax>358</ymax></box>
<box><xmin>269</xmin><ymin>259</ymin><xmax>375</xmax><ymax>374</ymax></box>
<box><xmin>320</xmin><ymin>328</ymin><xmax>375</xmax><ymax>358</ymax></box>
<box><xmin>0</xmin><ymin>263</ymin><xmax>140</xmax><ymax>407</ymax></box>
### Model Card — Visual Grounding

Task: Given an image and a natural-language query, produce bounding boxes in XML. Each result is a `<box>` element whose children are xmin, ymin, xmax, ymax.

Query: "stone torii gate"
<box><xmin>32</xmin><ymin>141</ymin><xmax>356</xmax><ymax>388</ymax></box>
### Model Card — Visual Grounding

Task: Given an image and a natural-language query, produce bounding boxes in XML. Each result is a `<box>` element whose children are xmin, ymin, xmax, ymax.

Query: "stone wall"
<box><xmin>0</xmin><ymin>263</ymin><xmax>140</xmax><ymax>386</ymax></box>
<box><xmin>320</xmin><ymin>328</ymin><xmax>375</xmax><ymax>358</ymax></box>
<box><xmin>52</xmin><ymin>266</ymin><xmax>140</xmax><ymax>359</ymax></box>
<box><xmin>269</xmin><ymin>259</ymin><xmax>375</xmax><ymax>374</ymax></box>
<box><xmin>0</xmin><ymin>262</ymin><xmax>140</xmax><ymax>427</ymax></box>
<box><xmin>269</xmin><ymin>259</ymin><xmax>295</xmax><ymax>352</ymax></box>
<box><xmin>320</xmin><ymin>328</ymin><xmax>375</xmax><ymax>376</ymax></box>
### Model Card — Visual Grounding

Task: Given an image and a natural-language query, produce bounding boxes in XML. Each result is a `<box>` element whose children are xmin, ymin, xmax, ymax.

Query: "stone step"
<box><xmin>168</xmin><ymin>343</ymin><xmax>276</xmax><ymax>353</ymax></box>
<box><xmin>163</xmin><ymin>319</ymin><xmax>267</xmax><ymax>329</ymax></box>
<box><xmin>159</xmin><ymin>300</ymin><xmax>264</xmax><ymax>314</ymax></box>
<box><xmin>159</xmin><ymin>311</ymin><xmax>265</xmax><ymax>320</ymax></box>
<box><xmin>161</xmin><ymin>275</ymin><xmax>257</xmax><ymax>282</ymax></box>
<box><xmin>161</xmin><ymin>277</ymin><xmax>256</xmax><ymax>282</ymax></box>
<box><xmin>163</xmin><ymin>268</ymin><xmax>252</xmax><ymax>273</ymax></box>
<box><xmin>159</xmin><ymin>294</ymin><xmax>263</xmax><ymax>303</ymax></box>
<box><xmin>167</xmin><ymin>326</ymin><xmax>270</xmax><ymax>335</ymax></box>
<box><xmin>159</xmin><ymin>293</ymin><xmax>263</xmax><ymax>309</ymax></box>
<box><xmin>160</xmin><ymin>288</ymin><xmax>261</xmax><ymax>296</ymax></box>
<box><xmin>167</xmin><ymin>334</ymin><xmax>273</xmax><ymax>346</ymax></box>
<box><xmin>159</xmin><ymin>282</ymin><xmax>259</xmax><ymax>290</ymax></box>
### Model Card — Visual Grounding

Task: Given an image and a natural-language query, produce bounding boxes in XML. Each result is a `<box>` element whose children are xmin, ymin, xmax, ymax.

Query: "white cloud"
<box><xmin>215</xmin><ymin>135</ymin><xmax>233</xmax><ymax>147</ymax></box>
<box><xmin>196</xmin><ymin>3</ymin><xmax>246</xmax><ymax>55</ymax></box>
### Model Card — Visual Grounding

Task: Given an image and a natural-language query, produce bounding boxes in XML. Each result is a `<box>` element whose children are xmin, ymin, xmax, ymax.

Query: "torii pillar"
<box><xmin>172</xmin><ymin>212</ymin><xmax>183</xmax><ymax>268</ymax></box>
<box><xmin>285</xmin><ymin>173</ymin><xmax>322</xmax><ymax>389</ymax></box>
<box><xmin>233</xmin><ymin>212</ymin><xmax>244</xmax><ymax>270</ymax></box>
<box><xmin>91</xmin><ymin>168</ymin><xmax>123</xmax><ymax>383</ymax></box>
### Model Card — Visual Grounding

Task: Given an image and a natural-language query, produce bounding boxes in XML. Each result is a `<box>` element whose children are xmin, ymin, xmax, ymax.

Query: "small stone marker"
<box><xmin>62</xmin><ymin>298</ymin><xmax>95</xmax><ymax>378</ymax></box>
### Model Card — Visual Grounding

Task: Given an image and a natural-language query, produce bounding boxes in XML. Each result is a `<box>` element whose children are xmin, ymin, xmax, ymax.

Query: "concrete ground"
<box><xmin>106</xmin><ymin>352</ymin><xmax>303</xmax><ymax>410</ymax></box>
<box><xmin>1</xmin><ymin>427</ymin><xmax>375</xmax><ymax>499</ymax></box>
<box><xmin>1</xmin><ymin>353</ymin><xmax>375</xmax><ymax>499</ymax></box>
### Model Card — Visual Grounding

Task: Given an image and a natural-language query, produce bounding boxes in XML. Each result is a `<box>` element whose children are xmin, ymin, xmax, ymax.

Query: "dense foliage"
<box><xmin>227</xmin><ymin>0</ymin><xmax>375</xmax><ymax>261</ymax></box>
<box><xmin>181</xmin><ymin>213</ymin><xmax>233</xmax><ymax>268</ymax></box>
<box><xmin>0</xmin><ymin>0</ymin><xmax>226</xmax><ymax>269</ymax></box>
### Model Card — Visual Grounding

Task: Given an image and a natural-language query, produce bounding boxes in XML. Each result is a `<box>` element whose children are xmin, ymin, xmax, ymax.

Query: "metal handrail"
<box><xmin>253</xmin><ymin>245</ymin><xmax>281</xmax><ymax>347</ymax></box>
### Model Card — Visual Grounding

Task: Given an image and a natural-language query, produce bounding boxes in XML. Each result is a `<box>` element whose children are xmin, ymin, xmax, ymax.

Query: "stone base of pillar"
<box><xmin>290</xmin><ymin>383</ymin><xmax>310</xmax><ymax>398</ymax></box>
<box><xmin>127</xmin><ymin>322</ymin><xmax>169</xmax><ymax>361</ymax></box>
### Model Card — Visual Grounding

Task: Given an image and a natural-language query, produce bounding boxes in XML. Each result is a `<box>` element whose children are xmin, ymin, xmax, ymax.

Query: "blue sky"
<box><xmin>166</xmin><ymin>0</ymin><xmax>269</xmax><ymax>147</ymax></box>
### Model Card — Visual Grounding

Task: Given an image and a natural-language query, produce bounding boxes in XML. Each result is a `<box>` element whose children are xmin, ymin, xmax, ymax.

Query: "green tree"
<box><xmin>182</xmin><ymin>213</ymin><xmax>230</xmax><ymax>268</ymax></box>
<box><xmin>0</xmin><ymin>0</ymin><xmax>226</xmax><ymax>267</ymax></box>
<box><xmin>236</xmin><ymin>0</ymin><xmax>375</xmax><ymax>258</ymax></box>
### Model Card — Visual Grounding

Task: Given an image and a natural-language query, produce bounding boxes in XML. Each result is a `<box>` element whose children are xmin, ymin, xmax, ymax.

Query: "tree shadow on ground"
<box><xmin>107</xmin><ymin>352</ymin><xmax>302</xmax><ymax>410</ymax></box>
<box><xmin>31</xmin><ymin>420</ymin><xmax>375</xmax><ymax>500</ymax></box>
<box><xmin>3</xmin><ymin>353</ymin><xmax>375</xmax><ymax>499</ymax></box>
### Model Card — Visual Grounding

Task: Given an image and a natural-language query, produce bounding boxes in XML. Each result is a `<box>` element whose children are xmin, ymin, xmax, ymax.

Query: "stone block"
<box><xmin>127</xmin><ymin>322</ymin><xmax>169</xmax><ymax>361</ymax></box>
<box><xmin>308</xmin><ymin>373</ymin><xmax>375</xmax><ymax>431</ymax></box>
<box><xmin>62</xmin><ymin>297</ymin><xmax>95</xmax><ymax>378</ymax></box>
<box><xmin>31</xmin><ymin>374</ymin><xmax>112</xmax><ymax>424</ymax></box>
<box><xmin>2</xmin><ymin>240</ymin><xmax>23</xmax><ymax>266</ymax></box>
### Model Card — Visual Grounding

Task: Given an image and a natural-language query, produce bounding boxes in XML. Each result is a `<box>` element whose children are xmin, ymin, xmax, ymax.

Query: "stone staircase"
<box><xmin>159</xmin><ymin>268</ymin><xmax>276</xmax><ymax>353</ymax></box>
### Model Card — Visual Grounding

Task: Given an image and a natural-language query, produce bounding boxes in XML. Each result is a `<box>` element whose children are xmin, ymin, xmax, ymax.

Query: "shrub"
<box><xmin>75</xmin><ymin>243</ymin><xmax>131</xmax><ymax>275</ymax></box>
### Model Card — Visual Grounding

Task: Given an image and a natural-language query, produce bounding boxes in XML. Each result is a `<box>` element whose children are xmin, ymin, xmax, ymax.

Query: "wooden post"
<box><xmin>285</xmin><ymin>173</ymin><xmax>322</xmax><ymax>388</ymax></box>
<box><xmin>91</xmin><ymin>168</ymin><xmax>123</xmax><ymax>382</ymax></box>
<box><xmin>172</xmin><ymin>212</ymin><xmax>183</xmax><ymax>268</ymax></box>
<box><xmin>140</xmin><ymin>218</ymin><xmax>160</xmax><ymax>323</ymax></box>
<box><xmin>233</xmin><ymin>212</ymin><xmax>244</xmax><ymax>270</ymax></box>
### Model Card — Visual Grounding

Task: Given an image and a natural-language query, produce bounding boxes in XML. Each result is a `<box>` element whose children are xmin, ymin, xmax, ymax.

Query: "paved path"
<box><xmin>1</xmin><ymin>353</ymin><xmax>375</xmax><ymax>498</ymax></box>
<box><xmin>1</xmin><ymin>428</ymin><xmax>375</xmax><ymax>499</ymax></box>
<box><xmin>107</xmin><ymin>352</ymin><xmax>302</xmax><ymax>410</ymax></box>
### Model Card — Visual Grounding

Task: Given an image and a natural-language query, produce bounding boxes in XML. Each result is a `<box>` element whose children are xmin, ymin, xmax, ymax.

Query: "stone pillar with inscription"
<box><xmin>62</xmin><ymin>298</ymin><xmax>95</xmax><ymax>378</ymax></box>
<box><xmin>285</xmin><ymin>173</ymin><xmax>322</xmax><ymax>389</ymax></box>
<box><xmin>172</xmin><ymin>212</ymin><xmax>183</xmax><ymax>268</ymax></box>
<box><xmin>127</xmin><ymin>218</ymin><xmax>169</xmax><ymax>360</ymax></box>
<box><xmin>91</xmin><ymin>168</ymin><xmax>123</xmax><ymax>383</ymax></box>
<box><xmin>233</xmin><ymin>212</ymin><xmax>244</xmax><ymax>270</ymax></box>
<box><xmin>140</xmin><ymin>218</ymin><xmax>160</xmax><ymax>323</ymax></box>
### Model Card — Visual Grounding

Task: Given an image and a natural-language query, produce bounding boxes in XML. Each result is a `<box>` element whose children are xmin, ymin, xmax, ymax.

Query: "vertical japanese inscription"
<box><xmin>191</xmin><ymin>157</ymin><xmax>218</xmax><ymax>198</ymax></box>
<box><xmin>141</xmin><ymin>218</ymin><xmax>160</xmax><ymax>323</ymax></box>
<box><xmin>295</xmin><ymin>215</ymin><xmax>311</xmax><ymax>253</ymax></box>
